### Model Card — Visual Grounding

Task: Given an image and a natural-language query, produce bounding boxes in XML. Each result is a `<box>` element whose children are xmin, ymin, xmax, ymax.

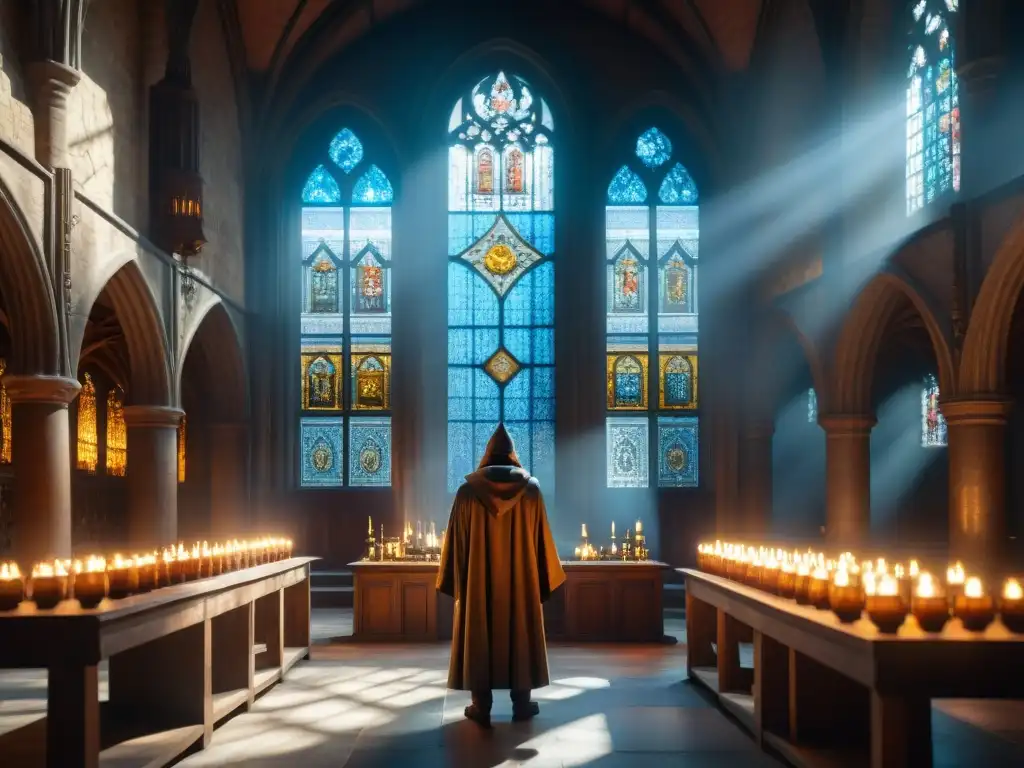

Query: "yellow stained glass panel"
<box><xmin>77</xmin><ymin>373</ymin><xmax>98</xmax><ymax>472</ymax></box>
<box><xmin>0</xmin><ymin>358</ymin><xmax>10</xmax><ymax>464</ymax></box>
<box><xmin>178</xmin><ymin>414</ymin><xmax>187</xmax><ymax>483</ymax></box>
<box><xmin>351</xmin><ymin>352</ymin><xmax>391</xmax><ymax>410</ymax></box>
<box><xmin>301</xmin><ymin>351</ymin><xmax>343</xmax><ymax>410</ymax></box>
<box><xmin>106</xmin><ymin>388</ymin><xmax>127</xmax><ymax>476</ymax></box>
<box><xmin>606</xmin><ymin>352</ymin><xmax>648</xmax><ymax>411</ymax></box>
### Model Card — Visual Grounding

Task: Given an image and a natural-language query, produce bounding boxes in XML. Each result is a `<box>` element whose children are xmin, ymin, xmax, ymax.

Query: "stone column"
<box><xmin>208</xmin><ymin>422</ymin><xmax>249</xmax><ymax>538</ymax></box>
<box><xmin>942</xmin><ymin>398</ymin><xmax>1011</xmax><ymax>574</ymax></box>
<box><xmin>738</xmin><ymin>419</ymin><xmax>774</xmax><ymax>538</ymax></box>
<box><xmin>124</xmin><ymin>406</ymin><xmax>183</xmax><ymax>550</ymax></box>
<box><xmin>4</xmin><ymin>375</ymin><xmax>80</xmax><ymax>565</ymax></box>
<box><xmin>820</xmin><ymin>414</ymin><xmax>875</xmax><ymax>550</ymax></box>
<box><xmin>26</xmin><ymin>59</ymin><xmax>80</xmax><ymax>169</ymax></box>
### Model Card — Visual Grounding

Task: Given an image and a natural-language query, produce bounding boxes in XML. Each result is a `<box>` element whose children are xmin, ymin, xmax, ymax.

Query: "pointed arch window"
<box><xmin>446</xmin><ymin>71</ymin><xmax>555</xmax><ymax>492</ymax></box>
<box><xmin>606</xmin><ymin>127</ymin><xmax>699</xmax><ymax>488</ymax></box>
<box><xmin>921</xmin><ymin>373</ymin><xmax>947</xmax><ymax>447</ymax></box>
<box><xmin>299</xmin><ymin>127</ymin><xmax>393</xmax><ymax>486</ymax></box>
<box><xmin>106</xmin><ymin>388</ymin><xmax>127</xmax><ymax>476</ymax></box>
<box><xmin>178</xmin><ymin>414</ymin><xmax>187</xmax><ymax>483</ymax></box>
<box><xmin>77</xmin><ymin>373</ymin><xmax>98</xmax><ymax>472</ymax></box>
<box><xmin>906</xmin><ymin>0</ymin><xmax>960</xmax><ymax>216</ymax></box>
<box><xmin>808</xmin><ymin>388</ymin><xmax>818</xmax><ymax>423</ymax></box>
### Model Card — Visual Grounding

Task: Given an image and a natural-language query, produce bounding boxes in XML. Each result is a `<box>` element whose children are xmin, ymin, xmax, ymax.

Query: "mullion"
<box><xmin>342</xmin><ymin>204</ymin><xmax>351</xmax><ymax>486</ymax></box>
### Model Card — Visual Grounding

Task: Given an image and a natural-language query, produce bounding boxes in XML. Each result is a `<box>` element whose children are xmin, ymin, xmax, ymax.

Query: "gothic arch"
<box><xmin>0</xmin><ymin>178</ymin><xmax>60</xmax><ymax>374</ymax></box>
<box><xmin>960</xmin><ymin>216</ymin><xmax>1024</xmax><ymax>394</ymax></box>
<box><xmin>79</xmin><ymin>259</ymin><xmax>172</xmax><ymax>407</ymax></box>
<box><xmin>178</xmin><ymin>300</ymin><xmax>247</xmax><ymax>422</ymax></box>
<box><xmin>832</xmin><ymin>270</ymin><xmax>954</xmax><ymax>415</ymax></box>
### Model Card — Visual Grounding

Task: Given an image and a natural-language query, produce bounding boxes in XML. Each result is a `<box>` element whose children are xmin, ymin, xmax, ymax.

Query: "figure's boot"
<box><xmin>465</xmin><ymin>691</ymin><xmax>492</xmax><ymax>728</ymax></box>
<box><xmin>511</xmin><ymin>690</ymin><xmax>539</xmax><ymax>722</ymax></box>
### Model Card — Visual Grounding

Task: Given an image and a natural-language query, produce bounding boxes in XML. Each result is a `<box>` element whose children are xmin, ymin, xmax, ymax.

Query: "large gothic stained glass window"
<box><xmin>447</xmin><ymin>72</ymin><xmax>555</xmax><ymax>492</ymax></box>
<box><xmin>606</xmin><ymin>127</ymin><xmax>699</xmax><ymax>488</ymax></box>
<box><xmin>299</xmin><ymin>127</ymin><xmax>393</xmax><ymax>487</ymax></box>
<box><xmin>906</xmin><ymin>0</ymin><xmax>960</xmax><ymax>216</ymax></box>
<box><xmin>921</xmin><ymin>373</ymin><xmax>947</xmax><ymax>447</ymax></box>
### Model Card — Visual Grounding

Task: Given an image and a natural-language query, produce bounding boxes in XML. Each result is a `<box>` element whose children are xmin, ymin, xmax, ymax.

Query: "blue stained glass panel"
<box><xmin>448</xmin><ymin>265</ymin><xmax>499</xmax><ymax>326</ymax></box>
<box><xmin>665</xmin><ymin>370</ymin><xmax>691</xmax><ymax>405</ymax></box>
<box><xmin>658</xmin><ymin>416</ymin><xmax>698</xmax><ymax>487</ymax></box>
<box><xmin>504</xmin><ymin>373</ymin><xmax>530</xmax><ymax>421</ymax></box>
<box><xmin>504</xmin><ymin>262</ymin><xmax>554</xmax><ymax>326</ymax></box>
<box><xmin>349</xmin><ymin>417</ymin><xmax>391</xmax><ymax>486</ymax></box>
<box><xmin>447</xmin><ymin>422</ymin><xmax>474</xmax><ymax>491</ymax></box>
<box><xmin>808</xmin><ymin>388</ymin><xmax>818</xmax><ymax>423</ymax></box>
<box><xmin>607</xmin><ymin>417</ymin><xmax>648</xmax><ymax>488</ymax></box>
<box><xmin>328</xmin><ymin>128</ymin><xmax>364</xmax><ymax>174</ymax></box>
<box><xmin>608</xmin><ymin>166</ymin><xmax>647</xmax><ymax>205</ymax></box>
<box><xmin>300</xmin><ymin>417</ymin><xmax>344</xmax><ymax>486</ymax></box>
<box><xmin>636</xmin><ymin>127</ymin><xmax>672</xmax><ymax>169</ymax></box>
<box><xmin>532</xmin><ymin>368</ymin><xmax>555</xmax><ymax>420</ymax></box>
<box><xmin>352</xmin><ymin>164</ymin><xmax>394</xmax><ymax>205</ymax></box>
<box><xmin>658</xmin><ymin>164</ymin><xmax>699</xmax><ymax>205</ymax></box>
<box><xmin>615</xmin><ymin>371</ymin><xmax>642</xmax><ymax>406</ymax></box>
<box><xmin>505</xmin><ymin>213</ymin><xmax>555</xmax><ymax>255</ymax></box>
<box><xmin>302</xmin><ymin>165</ymin><xmax>341</xmax><ymax>204</ymax></box>
<box><xmin>448</xmin><ymin>213</ymin><xmax>555</xmax><ymax>256</ymax></box>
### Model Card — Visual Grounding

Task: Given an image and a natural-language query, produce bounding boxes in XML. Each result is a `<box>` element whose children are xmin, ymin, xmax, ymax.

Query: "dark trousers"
<box><xmin>471</xmin><ymin>689</ymin><xmax>531</xmax><ymax>713</ymax></box>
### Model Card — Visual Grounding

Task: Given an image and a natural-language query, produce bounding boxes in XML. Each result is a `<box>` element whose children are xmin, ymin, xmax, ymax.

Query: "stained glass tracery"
<box><xmin>447</xmin><ymin>71</ymin><xmax>555</xmax><ymax>492</ymax></box>
<box><xmin>606</xmin><ymin>127</ymin><xmax>700</xmax><ymax>487</ymax></box>
<box><xmin>921</xmin><ymin>373</ymin><xmax>947</xmax><ymax>447</ymax></box>
<box><xmin>0</xmin><ymin>358</ymin><xmax>10</xmax><ymax>465</ymax></box>
<box><xmin>106</xmin><ymin>388</ymin><xmax>127</xmax><ymax>477</ymax></box>
<box><xmin>77</xmin><ymin>373</ymin><xmax>98</xmax><ymax>472</ymax></box>
<box><xmin>299</xmin><ymin>128</ymin><xmax>393</xmax><ymax>486</ymax></box>
<box><xmin>906</xmin><ymin>0</ymin><xmax>959</xmax><ymax>216</ymax></box>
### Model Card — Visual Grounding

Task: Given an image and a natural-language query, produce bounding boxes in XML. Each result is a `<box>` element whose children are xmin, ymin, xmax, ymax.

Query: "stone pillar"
<box><xmin>124</xmin><ymin>406</ymin><xmax>183</xmax><ymax>550</ymax></box>
<box><xmin>26</xmin><ymin>59</ymin><xmax>80</xmax><ymax>169</ymax></box>
<box><xmin>942</xmin><ymin>398</ymin><xmax>1011</xmax><ymax>574</ymax></box>
<box><xmin>738</xmin><ymin>419</ymin><xmax>774</xmax><ymax>538</ymax></box>
<box><xmin>4</xmin><ymin>375</ymin><xmax>80</xmax><ymax>566</ymax></box>
<box><xmin>208</xmin><ymin>422</ymin><xmax>249</xmax><ymax>538</ymax></box>
<box><xmin>820</xmin><ymin>415</ymin><xmax>875</xmax><ymax>550</ymax></box>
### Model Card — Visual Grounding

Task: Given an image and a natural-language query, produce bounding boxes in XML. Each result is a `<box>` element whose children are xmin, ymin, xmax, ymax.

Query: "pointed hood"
<box><xmin>465</xmin><ymin>423</ymin><xmax>533</xmax><ymax>516</ymax></box>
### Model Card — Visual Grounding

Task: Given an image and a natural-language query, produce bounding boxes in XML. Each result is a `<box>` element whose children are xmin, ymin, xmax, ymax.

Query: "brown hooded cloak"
<box><xmin>437</xmin><ymin>424</ymin><xmax>566</xmax><ymax>691</ymax></box>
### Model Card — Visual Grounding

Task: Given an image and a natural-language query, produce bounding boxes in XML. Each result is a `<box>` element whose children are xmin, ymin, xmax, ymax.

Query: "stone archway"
<box><xmin>179</xmin><ymin>301</ymin><xmax>249</xmax><ymax>539</ymax></box>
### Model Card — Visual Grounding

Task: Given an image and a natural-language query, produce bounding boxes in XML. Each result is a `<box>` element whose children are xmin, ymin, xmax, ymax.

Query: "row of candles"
<box><xmin>364</xmin><ymin>517</ymin><xmax>444</xmax><ymax>561</ymax></box>
<box><xmin>575</xmin><ymin>520</ymin><xmax>649</xmax><ymax>561</ymax></box>
<box><xmin>696</xmin><ymin>541</ymin><xmax>1024</xmax><ymax>634</ymax></box>
<box><xmin>0</xmin><ymin>537</ymin><xmax>294</xmax><ymax>611</ymax></box>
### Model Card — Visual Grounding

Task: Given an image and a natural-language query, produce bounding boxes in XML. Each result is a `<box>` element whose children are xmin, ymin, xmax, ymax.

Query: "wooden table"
<box><xmin>350</xmin><ymin>560</ymin><xmax>666</xmax><ymax>643</ymax></box>
<box><xmin>0</xmin><ymin>557</ymin><xmax>316</xmax><ymax>768</ymax></box>
<box><xmin>681</xmin><ymin>568</ymin><xmax>1024</xmax><ymax>768</ymax></box>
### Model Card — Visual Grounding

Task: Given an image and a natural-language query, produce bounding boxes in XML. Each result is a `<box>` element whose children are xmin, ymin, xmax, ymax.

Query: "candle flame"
<box><xmin>812</xmin><ymin>566</ymin><xmax>828</xmax><ymax>581</ymax></box>
<box><xmin>833</xmin><ymin>569</ymin><xmax>850</xmax><ymax>587</ymax></box>
<box><xmin>916</xmin><ymin>573</ymin><xmax>936</xmax><ymax>598</ymax></box>
<box><xmin>863</xmin><ymin>571</ymin><xmax>878</xmax><ymax>595</ymax></box>
<box><xmin>1003</xmin><ymin>579</ymin><xmax>1023</xmax><ymax>601</ymax></box>
<box><xmin>0</xmin><ymin>562</ymin><xmax>20</xmax><ymax>580</ymax></box>
<box><xmin>909</xmin><ymin>560</ymin><xmax>920</xmax><ymax>577</ymax></box>
<box><xmin>964</xmin><ymin>576</ymin><xmax>983</xmax><ymax>599</ymax></box>
<box><xmin>947</xmin><ymin>562</ymin><xmax>965</xmax><ymax>584</ymax></box>
<box><xmin>877</xmin><ymin>574</ymin><xmax>899</xmax><ymax>597</ymax></box>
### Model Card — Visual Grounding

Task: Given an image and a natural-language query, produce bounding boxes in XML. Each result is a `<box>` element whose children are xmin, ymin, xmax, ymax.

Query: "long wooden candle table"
<box><xmin>350</xmin><ymin>560</ymin><xmax>666</xmax><ymax>642</ymax></box>
<box><xmin>681</xmin><ymin>568</ymin><xmax>1024</xmax><ymax>768</ymax></box>
<box><xmin>0</xmin><ymin>557</ymin><xmax>317</xmax><ymax>768</ymax></box>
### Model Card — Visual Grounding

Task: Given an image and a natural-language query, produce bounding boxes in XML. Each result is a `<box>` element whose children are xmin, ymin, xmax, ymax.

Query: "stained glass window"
<box><xmin>0</xmin><ymin>358</ymin><xmax>10</xmax><ymax>465</ymax></box>
<box><xmin>178</xmin><ymin>415</ymin><xmax>186</xmax><ymax>484</ymax></box>
<box><xmin>906</xmin><ymin>0</ymin><xmax>960</xmax><ymax>216</ymax></box>
<box><xmin>77</xmin><ymin>373</ymin><xmax>98</xmax><ymax>472</ymax></box>
<box><xmin>447</xmin><ymin>71</ymin><xmax>555</xmax><ymax>492</ymax></box>
<box><xmin>106</xmin><ymin>388</ymin><xmax>127</xmax><ymax>477</ymax></box>
<box><xmin>299</xmin><ymin>127</ymin><xmax>393</xmax><ymax>486</ymax></box>
<box><xmin>921</xmin><ymin>373</ymin><xmax>947</xmax><ymax>447</ymax></box>
<box><xmin>606</xmin><ymin>128</ymin><xmax>700</xmax><ymax>487</ymax></box>
<box><xmin>807</xmin><ymin>388</ymin><xmax>818</xmax><ymax>423</ymax></box>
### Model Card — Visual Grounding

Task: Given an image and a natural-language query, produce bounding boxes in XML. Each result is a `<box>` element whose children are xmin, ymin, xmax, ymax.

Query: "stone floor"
<box><xmin>2</xmin><ymin>609</ymin><xmax>1024</xmax><ymax>766</ymax></box>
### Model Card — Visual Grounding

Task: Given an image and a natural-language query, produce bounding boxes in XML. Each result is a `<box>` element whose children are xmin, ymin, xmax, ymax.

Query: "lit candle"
<box><xmin>794</xmin><ymin>562</ymin><xmax>812</xmax><ymax>605</ymax></box>
<box><xmin>777</xmin><ymin>561</ymin><xmax>796</xmax><ymax>599</ymax></box>
<box><xmin>581</xmin><ymin>523</ymin><xmax>588</xmax><ymax>539</ymax></box>
<box><xmin>574</xmin><ymin>546</ymin><xmax>581</xmax><ymax>559</ymax></box>
<box><xmin>29</xmin><ymin>561</ymin><xmax>68</xmax><ymax>609</ymax></box>
<box><xmin>954</xmin><ymin>576</ymin><xmax>995</xmax><ymax>632</ymax></box>
<box><xmin>107</xmin><ymin>554</ymin><xmax>139</xmax><ymax>599</ymax></box>
<box><xmin>136</xmin><ymin>553</ymin><xmax>158</xmax><ymax>592</ymax></box>
<box><xmin>161</xmin><ymin>547</ymin><xmax>180</xmax><ymax>585</ymax></box>
<box><xmin>946</xmin><ymin>561</ymin><xmax>966</xmax><ymax>607</ymax></box>
<box><xmin>910</xmin><ymin>572</ymin><xmax>949</xmax><ymax>632</ymax></box>
<box><xmin>73</xmin><ymin>556</ymin><xmax>108</xmax><ymax>608</ymax></box>
<box><xmin>808</xmin><ymin>566</ymin><xmax>830</xmax><ymax>610</ymax></box>
<box><xmin>0</xmin><ymin>562</ymin><xmax>24</xmax><ymax>610</ymax></box>
<box><xmin>746</xmin><ymin>556</ymin><xmax>764</xmax><ymax>589</ymax></box>
<box><xmin>611</xmin><ymin>521</ymin><xmax>616</xmax><ymax>538</ymax></box>
<box><xmin>866</xmin><ymin>574</ymin><xmax>906</xmax><ymax>633</ymax></box>
<box><xmin>635</xmin><ymin>519</ymin><xmax>643</xmax><ymax>534</ymax></box>
<box><xmin>760</xmin><ymin>556</ymin><xmax>780</xmax><ymax>594</ymax></box>
<box><xmin>829</xmin><ymin>568</ymin><xmax>865</xmax><ymax>623</ymax></box>
<box><xmin>1000</xmin><ymin>578</ymin><xmax>1024</xmax><ymax>633</ymax></box>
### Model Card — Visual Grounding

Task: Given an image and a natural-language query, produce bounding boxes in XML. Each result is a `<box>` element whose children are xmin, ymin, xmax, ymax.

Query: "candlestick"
<box><xmin>581</xmin><ymin>523</ymin><xmax>588</xmax><ymax>539</ymax></box>
<box><xmin>635</xmin><ymin>519</ymin><xmax>642</xmax><ymax>534</ymax></box>
<box><xmin>911</xmin><ymin>573</ymin><xmax>949</xmax><ymax>632</ymax></box>
<box><xmin>1000</xmin><ymin>578</ymin><xmax>1024</xmax><ymax>633</ymax></box>
<box><xmin>866</xmin><ymin>574</ymin><xmax>906</xmax><ymax>633</ymax></box>
<box><xmin>954</xmin><ymin>576</ymin><xmax>995</xmax><ymax>632</ymax></box>
<box><xmin>0</xmin><ymin>562</ymin><xmax>24</xmax><ymax>610</ymax></box>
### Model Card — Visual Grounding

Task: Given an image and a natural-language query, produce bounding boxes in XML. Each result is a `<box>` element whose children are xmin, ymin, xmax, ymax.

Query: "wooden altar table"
<box><xmin>681</xmin><ymin>568</ymin><xmax>1024</xmax><ymax>768</ymax></box>
<box><xmin>0</xmin><ymin>557</ymin><xmax>316</xmax><ymax>768</ymax></box>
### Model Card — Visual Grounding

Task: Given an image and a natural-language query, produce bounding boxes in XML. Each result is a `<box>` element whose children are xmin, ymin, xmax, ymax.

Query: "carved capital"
<box><xmin>3</xmin><ymin>374</ymin><xmax>81</xmax><ymax>405</ymax></box>
<box><xmin>818</xmin><ymin>414</ymin><xmax>875</xmax><ymax>435</ymax></box>
<box><xmin>938</xmin><ymin>397</ymin><xmax>1012</xmax><ymax>427</ymax></box>
<box><xmin>123</xmin><ymin>405</ymin><xmax>185</xmax><ymax>429</ymax></box>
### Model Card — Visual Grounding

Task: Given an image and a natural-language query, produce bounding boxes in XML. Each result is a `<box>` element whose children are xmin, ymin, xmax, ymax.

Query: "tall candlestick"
<box><xmin>581</xmin><ymin>523</ymin><xmax>588</xmax><ymax>539</ymax></box>
<box><xmin>611</xmin><ymin>521</ymin><xmax>615</xmax><ymax>538</ymax></box>
<box><xmin>635</xmin><ymin>519</ymin><xmax>642</xmax><ymax>534</ymax></box>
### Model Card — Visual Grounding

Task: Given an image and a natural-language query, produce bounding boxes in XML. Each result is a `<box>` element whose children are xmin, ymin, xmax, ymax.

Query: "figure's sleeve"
<box><xmin>436</xmin><ymin>495</ymin><xmax>462</xmax><ymax>597</ymax></box>
<box><xmin>535</xmin><ymin>491</ymin><xmax>567</xmax><ymax>603</ymax></box>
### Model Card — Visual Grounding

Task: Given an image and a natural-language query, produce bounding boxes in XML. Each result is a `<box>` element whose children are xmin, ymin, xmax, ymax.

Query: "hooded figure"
<box><xmin>437</xmin><ymin>423</ymin><xmax>566</xmax><ymax>727</ymax></box>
